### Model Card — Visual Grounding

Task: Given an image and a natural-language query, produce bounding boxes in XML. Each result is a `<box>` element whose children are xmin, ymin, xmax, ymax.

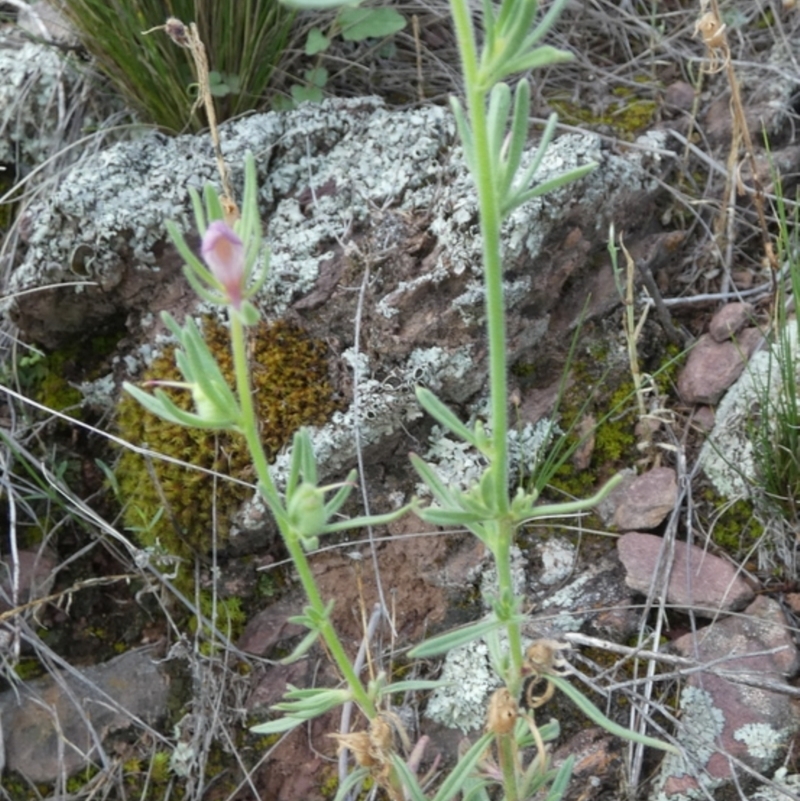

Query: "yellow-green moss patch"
<box><xmin>116</xmin><ymin>317</ymin><xmax>343</xmax><ymax>565</ymax></box>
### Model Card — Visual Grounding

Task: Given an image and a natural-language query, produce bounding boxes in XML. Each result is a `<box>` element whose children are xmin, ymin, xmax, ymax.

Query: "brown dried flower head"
<box><xmin>694</xmin><ymin>10</ymin><xmax>729</xmax><ymax>73</ymax></box>
<box><xmin>486</xmin><ymin>687</ymin><xmax>518</xmax><ymax>735</ymax></box>
<box><xmin>164</xmin><ymin>17</ymin><xmax>191</xmax><ymax>48</ymax></box>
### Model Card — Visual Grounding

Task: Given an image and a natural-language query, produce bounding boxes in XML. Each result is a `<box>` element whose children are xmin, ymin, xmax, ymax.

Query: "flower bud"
<box><xmin>191</xmin><ymin>383</ymin><xmax>237</xmax><ymax>428</ymax></box>
<box><xmin>201</xmin><ymin>220</ymin><xmax>245</xmax><ymax>309</ymax></box>
<box><xmin>287</xmin><ymin>482</ymin><xmax>327</xmax><ymax>547</ymax></box>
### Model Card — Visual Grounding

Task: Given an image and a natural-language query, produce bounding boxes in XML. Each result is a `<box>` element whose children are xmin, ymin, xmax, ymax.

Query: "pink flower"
<box><xmin>202</xmin><ymin>220</ymin><xmax>245</xmax><ymax>309</ymax></box>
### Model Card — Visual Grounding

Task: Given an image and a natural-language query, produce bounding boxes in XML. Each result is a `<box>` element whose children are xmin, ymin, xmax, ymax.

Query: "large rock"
<box><xmin>617</xmin><ymin>532</ymin><xmax>754</xmax><ymax>616</ymax></box>
<box><xmin>3</xmin><ymin>99</ymin><xmax>671</xmax><ymax>485</ymax></box>
<box><xmin>651</xmin><ymin>596</ymin><xmax>800</xmax><ymax>800</ymax></box>
<box><xmin>0</xmin><ymin>26</ymin><xmax>84</xmax><ymax>166</ymax></box>
<box><xmin>0</xmin><ymin>646</ymin><xmax>171</xmax><ymax>782</ymax></box>
<box><xmin>702</xmin><ymin>330</ymin><xmax>799</xmax><ymax>502</ymax></box>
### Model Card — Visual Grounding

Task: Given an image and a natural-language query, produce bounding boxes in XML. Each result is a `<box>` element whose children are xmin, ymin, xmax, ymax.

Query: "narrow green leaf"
<box><xmin>416</xmin><ymin>386</ymin><xmax>482</xmax><ymax>449</ymax></box>
<box><xmin>279</xmin><ymin>628</ymin><xmax>320</xmax><ymax>664</ymax></box>
<box><xmin>519</xmin><ymin>0</ymin><xmax>572</xmax><ymax>48</ymax></box>
<box><xmin>450</xmin><ymin>97</ymin><xmax>476</xmax><ymax>174</ymax></box>
<box><xmin>500</xmin><ymin>78</ymin><xmax>531</xmax><ymax>198</ymax></box>
<box><xmin>487</xmin><ymin>82</ymin><xmax>512</xmax><ymax>172</ymax></box>
<box><xmin>332</xmin><ymin>767</ymin><xmax>371</xmax><ymax>801</ymax></box>
<box><xmin>548</xmin><ymin>674</ymin><xmax>679</xmax><ymax>754</ymax></box>
<box><xmin>500</xmin><ymin>45</ymin><xmax>574</xmax><ymax>79</ymax></box>
<box><xmin>322</xmin><ymin>471</ymin><xmax>356</xmax><ymax>518</ymax></box>
<box><xmin>409</xmin><ymin>453</ymin><xmax>460</xmax><ymax>508</ymax></box>
<box><xmin>322</xmin><ymin>504</ymin><xmax>411</xmax><ymax>533</ymax></box>
<box><xmin>250</xmin><ymin>716</ymin><xmax>304</xmax><ymax>735</ymax></box>
<box><xmin>387</xmin><ymin>755</ymin><xmax>427</xmax><ymax>801</ymax></box>
<box><xmin>431</xmin><ymin>731</ymin><xmax>494</xmax><ymax>801</ymax></box>
<box><xmin>165</xmin><ymin>220</ymin><xmax>209</xmax><ymax>278</ymax></box>
<box><xmin>503</xmin><ymin>111</ymin><xmax>558</xmax><ymax>212</ymax></box>
<box><xmin>408</xmin><ymin>616</ymin><xmax>508</xmax><ymax>658</ymax></box>
<box><xmin>520</xmin><ymin>471</ymin><xmax>623</xmax><ymax>522</ymax></box>
<box><xmin>377</xmin><ymin>679</ymin><xmax>444</xmax><ymax>695</ymax></box>
<box><xmin>415</xmin><ymin>506</ymin><xmax>485</xmax><ymax>527</ymax></box>
<box><xmin>280</xmin><ymin>0</ymin><xmax>356</xmax><ymax>8</ymax></box>
<box><xmin>544</xmin><ymin>755</ymin><xmax>574</xmax><ymax>801</ymax></box>
<box><xmin>188</xmin><ymin>187</ymin><xmax>207</xmax><ymax>235</ymax></box>
<box><xmin>203</xmin><ymin>181</ymin><xmax>225</xmax><ymax>222</ymax></box>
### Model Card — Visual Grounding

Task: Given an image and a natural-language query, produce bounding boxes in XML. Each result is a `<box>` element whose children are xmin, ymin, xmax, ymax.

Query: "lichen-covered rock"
<box><xmin>650</xmin><ymin>596</ymin><xmax>800</xmax><ymax>800</ymax></box>
<box><xmin>5</xmin><ymin>97</ymin><xmax>668</xmax><ymax>490</ymax></box>
<box><xmin>0</xmin><ymin>28</ymin><xmax>84</xmax><ymax>166</ymax></box>
<box><xmin>701</xmin><ymin>330</ymin><xmax>798</xmax><ymax>501</ymax></box>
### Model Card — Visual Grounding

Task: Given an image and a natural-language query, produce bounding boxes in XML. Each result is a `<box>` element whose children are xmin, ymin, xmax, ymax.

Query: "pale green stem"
<box><xmin>496</xmin><ymin>731</ymin><xmax>519</xmax><ymax>801</ymax></box>
<box><xmin>451</xmin><ymin>0</ymin><xmax>519</xmax><ymax>695</ymax></box>
<box><xmin>228</xmin><ymin>311</ymin><xmax>376</xmax><ymax>718</ymax></box>
<box><xmin>492</xmin><ymin>519</ymin><xmax>524</xmax><ymax>696</ymax></box>
<box><xmin>450</xmin><ymin>0</ymin><xmax>510</xmax><ymax>513</ymax></box>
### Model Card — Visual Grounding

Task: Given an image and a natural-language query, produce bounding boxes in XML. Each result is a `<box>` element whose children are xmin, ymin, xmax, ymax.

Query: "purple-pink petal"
<box><xmin>201</xmin><ymin>220</ymin><xmax>245</xmax><ymax>308</ymax></box>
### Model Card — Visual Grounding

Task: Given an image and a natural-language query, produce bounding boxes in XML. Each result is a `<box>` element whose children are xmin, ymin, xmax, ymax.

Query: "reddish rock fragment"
<box><xmin>612</xmin><ymin>467</ymin><xmax>678</xmax><ymax>531</ymax></box>
<box><xmin>656</xmin><ymin>596</ymin><xmax>800</xmax><ymax>797</ymax></box>
<box><xmin>617</xmin><ymin>532</ymin><xmax>754</xmax><ymax>616</ymax></box>
<box><xmin>677</xmin><ymin>328</ymin><xmax>763</xmax><ymax>405</ymax></box>
<box><xmin>708</xmin><ymin>302</ymin><xmax>754</xmax><ymax>343</ymax></box>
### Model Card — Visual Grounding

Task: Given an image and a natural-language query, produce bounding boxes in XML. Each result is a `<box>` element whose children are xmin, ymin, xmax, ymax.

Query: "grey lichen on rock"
<box><xmin>424</xmin><ymin>638</ymin><xmax>501</xmax><ymax>733</ymax></box>
<box><xmin>650</xmin><ymin>686</ymin><xmax>726</xmax><ymax>801</ymax></box>
<box><xmin>6</xmin><ymin>97</ymin><xmax>669</xmax><ymax>498</ymax></box>
<box><xmin>701</xmin><ymin>333</ymin><xmax>796</xmax><ymax>501</ymax></box>
<box><xmin>0</xmin><ymin>30</ymin><xmax>83</xmax><ymax>166</ymax></box>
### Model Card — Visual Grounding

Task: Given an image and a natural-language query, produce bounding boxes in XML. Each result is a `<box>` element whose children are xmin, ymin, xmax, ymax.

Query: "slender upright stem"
<box><xmin>450</xmin><ymin>0</ymin><xmax>509</xmax><ymax>515</ymax></box>
<box><xmin>228</xmin><ymin>311</ymin><xmax>376</xmax><ymax>717</ymax></box>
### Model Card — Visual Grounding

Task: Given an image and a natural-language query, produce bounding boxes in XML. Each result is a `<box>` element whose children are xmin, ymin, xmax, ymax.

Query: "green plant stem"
<box><xmin>496</xmin><ymin>732</ymin><xmax>519</xmax><ymax>801</ymax></box>
<box><xmin>229</xmin><ymin>310</ymin><xmax>376</xmax><ymax>718</ymax></box>
<box><xmin>450</xmin><ymin>0</ymin><xmax>510</xmax><ymax>515</ymax></box>
<box><xmin>491</xmin><ymin>519</ymin><xmax>524</xmax><ymax>695</ymax></box>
